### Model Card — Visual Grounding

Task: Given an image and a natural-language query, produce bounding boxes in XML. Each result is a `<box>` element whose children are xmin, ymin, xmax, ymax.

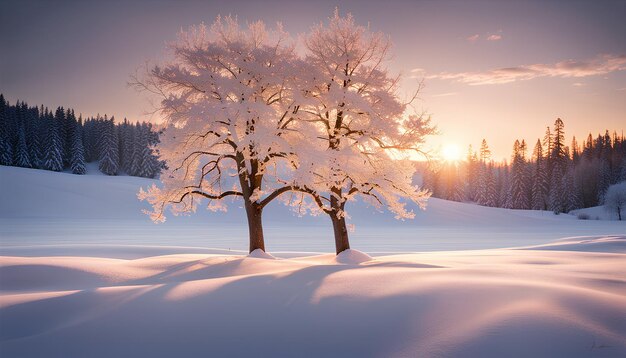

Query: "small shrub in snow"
<box><xmin>604</xmin><ymin>181</ymin><xmax>626</xmax><ymax>220</ymax></box>
<box><xmin>577</xmin><ymin>213</ymin><xmax>590</xmax><ymax>220</ymax></box>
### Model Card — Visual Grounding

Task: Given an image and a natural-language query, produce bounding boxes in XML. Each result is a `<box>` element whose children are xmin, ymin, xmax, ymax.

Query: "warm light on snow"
<box><xmin>442</xmin><ymin>143</ymin><xmax>462</xmax><ymax>162</ymax></box>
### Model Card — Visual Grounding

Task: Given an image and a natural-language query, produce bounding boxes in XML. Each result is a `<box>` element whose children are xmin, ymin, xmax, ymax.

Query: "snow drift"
<box><xmin>1</xmin><ymin>241</ymin><xmax>625</xmax><ymax>357</ymax></box>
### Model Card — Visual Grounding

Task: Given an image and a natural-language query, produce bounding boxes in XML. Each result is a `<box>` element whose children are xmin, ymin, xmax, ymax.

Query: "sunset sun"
<box><xmin>442</xmin><ymin>143</ymin><xmax>462</xmax><ymax>162</ymax></box>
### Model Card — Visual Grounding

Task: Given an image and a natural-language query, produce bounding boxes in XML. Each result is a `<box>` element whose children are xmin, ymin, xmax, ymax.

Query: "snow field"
<box><xmin>1</xmin><ymin>240</ymin><xmax>625</xmax><ymax>357</ymax></box>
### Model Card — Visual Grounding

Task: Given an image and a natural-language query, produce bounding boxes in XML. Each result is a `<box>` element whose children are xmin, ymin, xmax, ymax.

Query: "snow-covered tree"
<box><xmin>70</xmin><ymin>122</ymin><xmax>86</xmax><ymax>174</ymax></box>
<box><xmin>42</xmin><ymin>112</ymin><xmax>63</xmax><ymax>171</ymax></box>
<box><xmin>465</xmin><ymin>145</ymin><xmax>479</xmax><ymax>201</ymax></box>
<box><xmin>26</xmin><ymin>108</ymin><xmax>42</xmax><ymax>168</ymax></box>
<box><xmin>99</xmin><ymin>118</ymin><xmax>119</xmax><ymax>175</ymax></box>
<box><xmin>289</xmin><ymin>10</ymin><xmax>433</xmax><ymax>253</ymax></box>
<box><xmin>604</xmin><ymin>181</ymin><xmax>626</xmax><ymax>220</ymax></box>
<box><xmin>14</xmin><ymin>124</ymin><xmax>31</xmax><ymax>168</ymax></box>
<box><xmin>549</xmin><ymin>164</ymin><xmax>565</xmax><ymax>214</ymax></box>
<box><xmin>135</xmin><ymin>17</ymin><xmax>303</xmax><ymax>253</ymax></box>
<box><xmin>0</xmin><ymin>95</ymin><xmax>14</xmax><ymax>166</ymax></box>
<box><xmin>531</xmin><ymin>139</ymin><xmax>548</xmax><ymax>210</ymax></box>
<box><xmin>509</xmin><ymin>140</ymin><xmax>529</xmax><ymax>209</ymax></box>
<box><xmin>562</xmin><ymin>164</ymin><xmax>582</xmax><ymax>212</ymax></box>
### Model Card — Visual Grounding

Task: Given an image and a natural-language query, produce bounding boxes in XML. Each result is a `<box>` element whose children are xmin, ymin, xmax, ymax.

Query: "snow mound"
<box><xmin>247</xmin><ymin>248</ymin><xmax>276</xmax><ymax>259</ymax></box>
<box><xmin>519</xmin><ymin>235</ymin><xmax>626</xmax><ymax>253</ymax></box>
<box><xmin>335</xmin><ymin>249</ymin><xmax>373</xmax><ymax>264</ymax></box>
<box><xmin>1</xmin><ymin>249</ymin><xmax>626</xmax><ymax>357</ymax></box>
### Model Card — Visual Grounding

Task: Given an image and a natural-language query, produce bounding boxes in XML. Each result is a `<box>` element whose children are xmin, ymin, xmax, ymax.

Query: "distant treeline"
<box><xmin>0</xmin><ymin>94</ymin><xmax>164</xmax><ymax>178</ymax></box>
<box><xmin>423</xmin><ymin>118</ymin><xmax>626</xmax><ymax>212</ymax></box>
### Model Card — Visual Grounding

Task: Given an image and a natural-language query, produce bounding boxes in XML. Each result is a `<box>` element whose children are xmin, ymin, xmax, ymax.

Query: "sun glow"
<box><xmin>442</xmin><ymin>143</ymin><xmax>462</xmax><ymax>162</ymax></box>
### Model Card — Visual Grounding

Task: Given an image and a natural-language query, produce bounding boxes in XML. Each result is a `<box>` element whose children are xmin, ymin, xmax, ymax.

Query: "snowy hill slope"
<box><xmin>1</xmin><ymin>246</ymin><xmax>625</xmax><ymax>357</ymax></box>
<box><xmin>1</xmin><ymin>165</ymin><xmax>624</xmax><ymax>254</ymax></box>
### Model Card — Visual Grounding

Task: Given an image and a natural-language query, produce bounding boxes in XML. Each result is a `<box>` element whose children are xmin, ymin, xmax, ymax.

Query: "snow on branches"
<box><xmin>135</xmin><ymin>11</ymin><xmax>434</xmax><ymax>253</ymax></box>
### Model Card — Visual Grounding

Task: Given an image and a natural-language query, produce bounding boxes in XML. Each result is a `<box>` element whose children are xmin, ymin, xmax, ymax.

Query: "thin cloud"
<box><xmin>572</xmin><ymin>82</ymin><xmax>585</xmax><ymax>87</ymax></box>
<box><xmin>429</xmin><ymin>54</ymin><xmax>626</xmax><ymax>85</ymax></box>
<box><xmin>466</xmin><ymin>34</ymin><xmax>480</xmax><ymax>42</ymax></box>
<box><xmin>487</xmin><ymin>34</ymin><xmax>502</xmax><ymax>41</ymax></box>
<box><xmin>431</xmin><ymin>92</ymin><xmax>458</xmax><ymax>97</ymax></box>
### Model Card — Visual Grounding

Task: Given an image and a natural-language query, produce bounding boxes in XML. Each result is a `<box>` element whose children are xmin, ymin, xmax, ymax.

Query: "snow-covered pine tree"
<box><xmin>98</xmin><ymin>118</ymin><xmax>119</xmax><ymax>175</ymax></box>
<box><xmin>26</xmin><ymin>107</ymin><xmax>42</xmax><ymax>168</ymax></box>
<box><xmin>510</xmin><ymin>140</ymin><xmax>529</xmax><ymax>209</ymax></box>
<box><xmin>476</xmin><ymin>163</ymin><xmax>488</xmax><ymax>206</ymax></box>
<box><xmin>485</xmin><ymin>164</ymin><xmax>498</xmax><ymax>207</ymax></box>
<box><xmin>597</xmin><ymin>159</ymin><xmax>612</xmax><ymax>204</ymax></box>
<box><xmin>0</xmin><ymin>96</ymin><xmax>13</xmax><ymax>166</ymax></box>
<box><xmin>120</xmin><ymin>119</ymin><xmax>134</xmax><ymax>173</ymax></box>
<box><xmin>562</xmin><ymin>164</ymin><xmax>581</xmax><ymax>212</ymax></box>
<box><xmin>465</xmin><ymin>145</ymin><xmax>479</xmax><ymax>201</ymax></box>
<box><xmin>63</xmin><ymin>108</ymin><xmax>77</xmax><ymax>167</ymax></box>
<box><xmin>499</xmin><ymin>165</ymin><xmax>511</xmax><ymax>208</ymax></box>
<box><xmin>14</xmin><ymin>124</ymin><xmax>32</xmax><ymax>168</ymax></box>
<box><xmin>531</xmin><ymin>140</ymin><xmax>548</xmax><ymax>210</ymax></box>
<box><xmin>549</xmin><ymin>164</ymin><xmax>565</xmax><ymax>213</ymax></box>
<box><xmin>128</xmin><ymin>123</ymin><xmax>144</xmax><ymax>176</ymax></box>
<box><xmin>53</xmin><ymin>107</ymin><xmax>67</xmax><ymax>168</ymax></box>
<box><xmin>70</xmin><ymin>122</ymin><xmax>86</xmax><ymax>174</ymax></box>
<box><xmin>42</xmin><ymin>110</ymin><xmax>63</xmax><ymax>171</ymax></box>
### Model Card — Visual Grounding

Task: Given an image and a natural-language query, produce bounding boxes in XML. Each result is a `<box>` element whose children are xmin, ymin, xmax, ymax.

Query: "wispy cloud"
<box><xmin>466</xmin><ymin>34</ymin><xmax>480</xmax><ymax>42</ymax></box>
<box><xmin>431</xmin><ymin>92</ymin><xmax>458</xmax><ymax>97</ymax></box>
<box><xmin>487</xmin><ymin>34</ymin><xmax>502</xmax><ymax>41</ymax></box>
<box><xmin>428</xmin><ymin>54</ymin><xmax>626</xmax><ymax>85</ymax></box>
<box><xmin>572</xmin><ymin>82</ymin><xmax>585</xmax><ymax>87</ymax></box>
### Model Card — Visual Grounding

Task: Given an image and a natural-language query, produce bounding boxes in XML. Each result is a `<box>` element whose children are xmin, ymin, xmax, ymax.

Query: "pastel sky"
<box><xmin>2</xmin><ymin>0</ymin><xmax>625</xmax><ymax>160</ymax></box>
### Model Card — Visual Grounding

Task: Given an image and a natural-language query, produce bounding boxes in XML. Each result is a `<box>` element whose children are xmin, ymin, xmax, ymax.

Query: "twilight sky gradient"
<box><xmin>2</xmin><ymin>0</ymin><xmax>625</xmax><ymax>160</ymax></box>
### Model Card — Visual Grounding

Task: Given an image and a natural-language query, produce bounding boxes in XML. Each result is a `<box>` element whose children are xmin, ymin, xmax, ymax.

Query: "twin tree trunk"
<box><xmin>243</xmin><ymin>199</ymin><xmax>350</xmax><ymax>254</ymax></box>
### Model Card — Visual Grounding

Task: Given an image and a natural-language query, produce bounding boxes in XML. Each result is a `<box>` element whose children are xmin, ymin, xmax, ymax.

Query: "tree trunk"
<box><xmin>330</xmin><ymin>211</ymin><xmax>350</xmax><ymax>254</ymax></box>
<box><xmin>618</xmin><ymin>206</ymin><xmax>622</xmax><ymax>221</ymax></box>
<box><xmin>245</xmin><ymin>202</ymin><xmax>265</xmax><ymax>253</ymax></box>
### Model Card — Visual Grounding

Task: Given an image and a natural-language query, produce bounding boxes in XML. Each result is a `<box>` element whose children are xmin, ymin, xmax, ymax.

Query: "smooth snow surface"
<box><xmin>1</xmin><ymin>242</ymin><xmax>625</xmax><ymax>357</ymax></box>
<box><xmin>1</xmin><ymin>165</ymin><xmax>624</xmax><ymax>254</ymax></box>
<box><xmin>520</xmin><ymin>235</ymin><xmax>626</xmax><ymax>253</ymax></box>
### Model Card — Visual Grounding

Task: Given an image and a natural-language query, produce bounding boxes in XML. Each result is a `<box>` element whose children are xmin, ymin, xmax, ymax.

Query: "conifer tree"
<box><xmin>70</xmin><ymin>122</ymin><xmax>86</xmax><ymax>175</ymax></box>
<box><xmin>510</xmin><ymin>140</ymin><xmax>529</xmax><ymax>209</ymax></box>
<box><xmin>531</xmin><ymin>139</ymin><xmax>548</xmax><ymax>210</ymax></box>
<box><xmin>14</xmin><ymin>124</ymin><xmax>32</xmax><ymax>168</ymax></box>
<box><xmin>563</xmin><ymin>164</ymin><xmax>582</xmax><ymax>212</ymax></box>
<box><xmin>42</xmin><ymin>111</ymin><xmax>63</xmax><ymax>171</ymax></box>
<box><xmin>98</xmin><ymin>118</ymin><xmax>119</xmax><ymax>175</ymax></box>
<box><xmin>549</xmin><ymin>164</ymin><xmax>565</xmax><ymax>213</ymax></box>
<box><xmin>0</xmin><ymin>97</ymin><xmax>13</xmax><ymax>166</ymax></box>
<box><xmin>479</xmin><ymin>139</ymin><xmax>491</xmax><ymax>162</ymax></box>
<box><xmin>26</xmin><ymin>108</ymin><xmax>42</xmax><ymax>168</ymax></box>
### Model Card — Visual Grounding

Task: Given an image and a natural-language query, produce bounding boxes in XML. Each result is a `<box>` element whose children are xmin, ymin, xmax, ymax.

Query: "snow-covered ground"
<box><xmin>1</xmin><ymin>164</ymin><xmax>624</xmax><ymax>255</ymax></box>
<box><xmin>1</xmin><ymin>241</ymin><xmax>625</xmax><ymax>357</ymax></box>
<box><xmin>1</xmin><ymin>165</ymin><xmax>625</xmax><ymax>357</ymax></box>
